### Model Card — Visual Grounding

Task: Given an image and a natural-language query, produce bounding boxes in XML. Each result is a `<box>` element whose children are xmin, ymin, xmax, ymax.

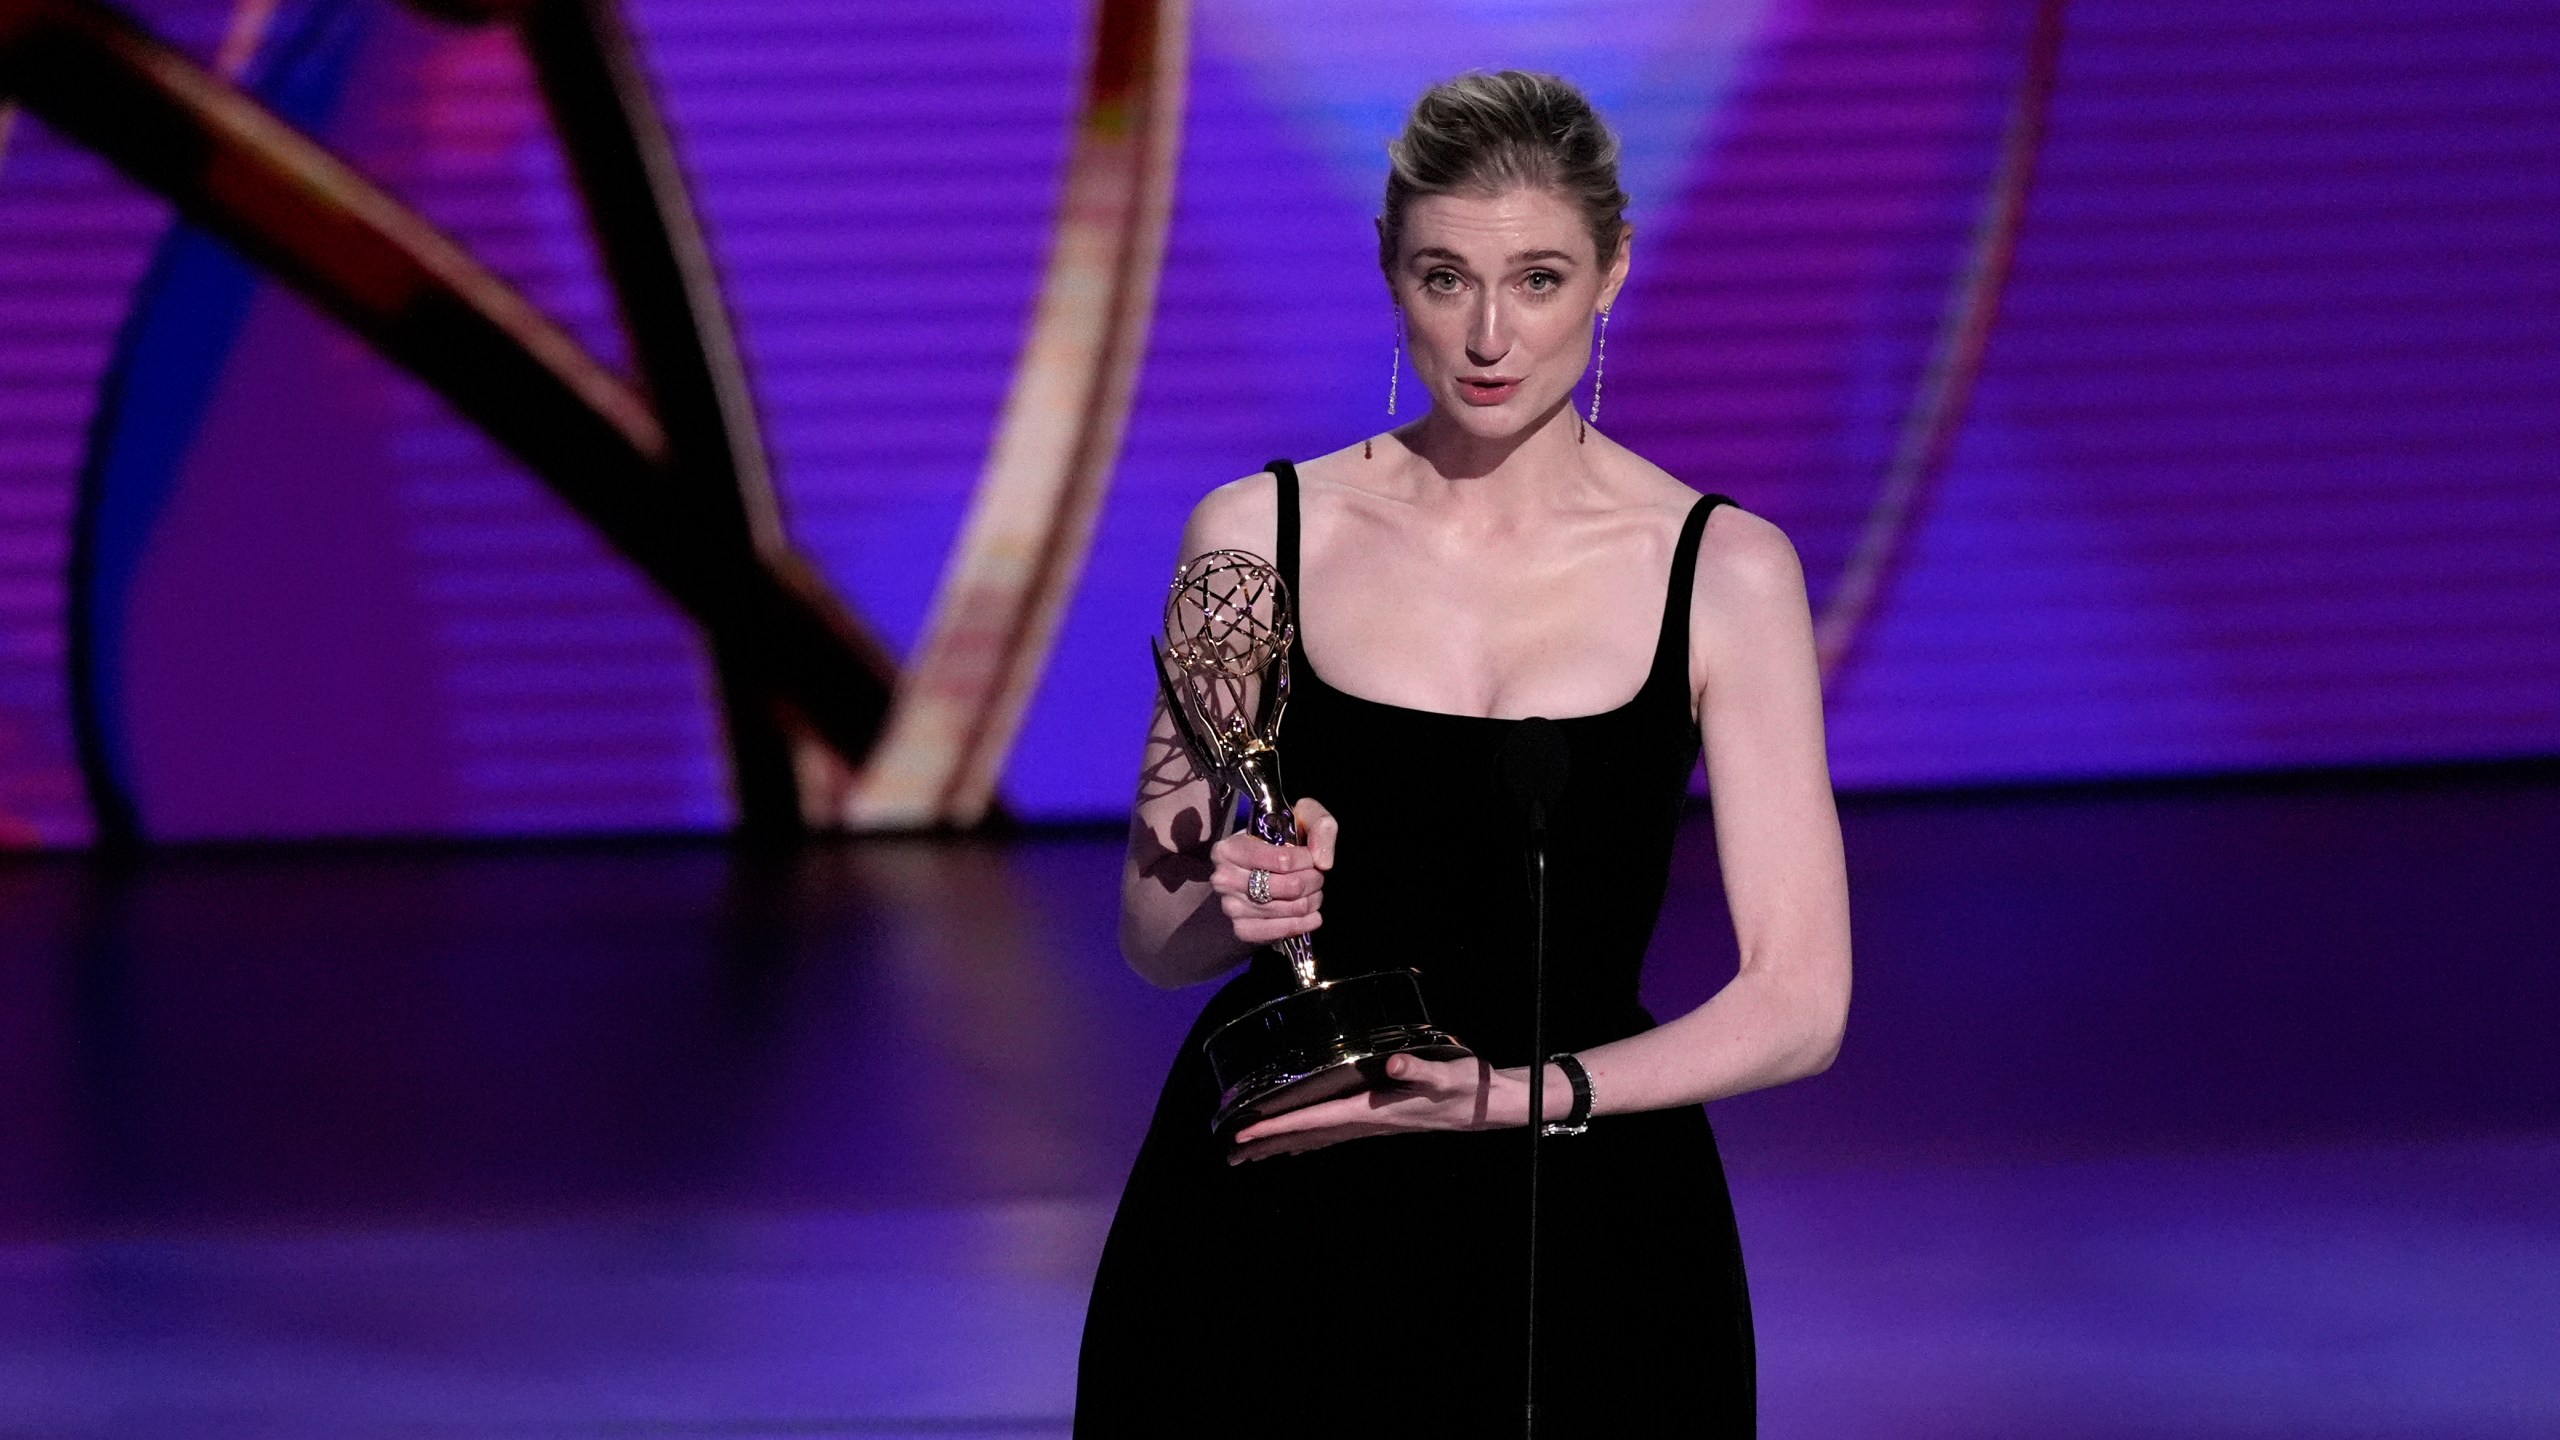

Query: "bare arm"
<box><xmin>1119</xmin><ymin>475</ymin><xmax>1339</xmax><ymax>989</ymax></box>
<box><xmin>1568</xmin><ymin>506</ymin><xmax>1851</xmax><ymax>1112</ymax></box>
<box><xmin>1118</xmin><ymin>695</ymin><xmax>1246</xmax><ymax>988</ymax></box>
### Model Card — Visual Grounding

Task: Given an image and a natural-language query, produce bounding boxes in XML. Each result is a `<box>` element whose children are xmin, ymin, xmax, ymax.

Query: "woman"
<box><xmin>1077</xmin><ymin>71</ymin><xmax>1850</xmax><ymax>1436</ymax></box>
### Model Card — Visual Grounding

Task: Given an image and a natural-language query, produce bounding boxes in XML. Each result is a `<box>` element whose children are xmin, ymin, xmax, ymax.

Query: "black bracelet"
<box><xmin>1539</xmin><ymin>1052</ymin><xmax>1593</xmax><ymax>1138</ymax></box>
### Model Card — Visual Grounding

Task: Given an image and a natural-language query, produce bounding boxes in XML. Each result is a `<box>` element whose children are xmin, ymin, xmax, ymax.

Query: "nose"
<box><xmin>1466</xmin><ymin>291</ymin><xmax>1511</xmax><ymax>368</ymax></box>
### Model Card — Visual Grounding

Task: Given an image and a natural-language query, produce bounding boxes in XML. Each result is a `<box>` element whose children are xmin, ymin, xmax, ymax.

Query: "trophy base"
<box><xmin>1204</xmin><ymin>969</ymin><xmax>1470</xmax><ymax>1137</ymax></box>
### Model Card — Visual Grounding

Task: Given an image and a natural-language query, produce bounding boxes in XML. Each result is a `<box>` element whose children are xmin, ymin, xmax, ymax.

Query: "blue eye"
<box><xmin>1424</xmin><ymin>270</ymin><xmax>1462</xmax><ymax>293</ymax></box>
<box><xmin>1525</xmin><ymin>271</ymin><xmax>1560</xmax><ymax>293</ymax></box>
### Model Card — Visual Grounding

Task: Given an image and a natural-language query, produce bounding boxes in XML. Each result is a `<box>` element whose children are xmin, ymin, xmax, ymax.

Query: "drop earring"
<box><xmin>1586</xmin><ymin>305</ymin><xmax>1611</xmax><ymax>427</ymax></box>
<box><xmin>1371</xmin><ymin>307</ymin><xmax>1403</xmax><ymax>459</ymax></box>
<box><xmin>1389</xmin><ymin>307</ymin><xmax>1403</xmax><ymax>416</ymax></box>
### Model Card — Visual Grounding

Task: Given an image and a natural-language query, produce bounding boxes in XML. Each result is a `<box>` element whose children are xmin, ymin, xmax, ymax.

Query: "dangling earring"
<box><xmin>1388</xmin><ymin>307</ymin><xmax>1403</xmax><ymax>417</ymax></box>
<box><xmin>1370</xmin><ymin>307</ymin><xmax>1404</xmax><ymax>460</ymax></box>
<box><xmin>1586</xmin><ymin>305</ymin><xmax>1611</xmax><ymax>427</ymax></box>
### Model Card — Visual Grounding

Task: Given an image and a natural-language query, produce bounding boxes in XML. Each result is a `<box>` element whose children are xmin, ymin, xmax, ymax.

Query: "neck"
<box><xmin>1400</xmin><ymin>396</ymin><xmax>1592</xmax><ymax>508</ymax></box>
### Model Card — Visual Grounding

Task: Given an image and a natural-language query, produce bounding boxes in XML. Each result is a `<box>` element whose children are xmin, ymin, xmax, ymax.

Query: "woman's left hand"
<box><xmin>1227</xmin><ymin>1052</ymin><xmax>1548</xmax><ymax>1164</ymax></box>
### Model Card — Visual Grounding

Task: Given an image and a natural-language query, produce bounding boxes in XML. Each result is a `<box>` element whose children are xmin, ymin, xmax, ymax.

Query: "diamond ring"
<box><xmin>1246</xmin><ymin>868</ymin><xmax>1272</xmax><ymax>906</ymax></box>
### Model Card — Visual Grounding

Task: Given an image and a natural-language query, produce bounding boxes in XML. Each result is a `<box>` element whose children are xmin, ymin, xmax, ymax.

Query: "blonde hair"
<box><xmin>1380</xmin><ymin>70</ymin><xmax>1629</xmax><ymax>272</ymax></box>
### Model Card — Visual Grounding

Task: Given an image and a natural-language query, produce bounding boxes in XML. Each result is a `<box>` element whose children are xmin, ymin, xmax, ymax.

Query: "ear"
<box><xmin>1599</xmin><ymin>222</ymin><xmax>1635</xmax><ymax>311</ymax></box>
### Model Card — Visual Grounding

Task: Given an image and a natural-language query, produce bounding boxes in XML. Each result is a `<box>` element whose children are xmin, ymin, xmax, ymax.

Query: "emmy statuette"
<box><xmin>1152</xmin><ymin>549</ymin><xmax>1471</xmax><ymax>1137</ymax></box>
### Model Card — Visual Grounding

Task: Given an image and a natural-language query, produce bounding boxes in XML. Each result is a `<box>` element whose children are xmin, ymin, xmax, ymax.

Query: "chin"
<box><xmin>1440</xmin><ymin>396</ymin><xmax>1556</xmax><ymax>443</ymax></box>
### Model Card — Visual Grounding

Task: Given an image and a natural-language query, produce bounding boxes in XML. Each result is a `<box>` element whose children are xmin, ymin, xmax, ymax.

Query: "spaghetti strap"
<box><xmin>1649</xmin><ymin>493</ymin><xmax>1731</xmax><ymax>698</ymax></box>
<box><xmin>1266</xmin><ymin>458</ymin><xmax>1302</xmax><ymax>619</ymax></box>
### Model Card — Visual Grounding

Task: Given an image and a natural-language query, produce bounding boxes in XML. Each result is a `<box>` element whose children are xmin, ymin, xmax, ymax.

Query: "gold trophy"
<box><xmin>1152</xmin><ymin>548</ymin><xmax>1471</xmax><ymax>1136</ymax></box>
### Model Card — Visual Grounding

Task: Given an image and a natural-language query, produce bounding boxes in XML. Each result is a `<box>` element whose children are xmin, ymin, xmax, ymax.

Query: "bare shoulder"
<box><xmin>1694</xmin><ymin>503</ymin><xmax>1808</xmax><ymax>609</ymax></box>
<box><xmin>1674</xmin><ymin>490</ymin><xmax>1818</xmax><ymax>697</ymax></box>
<box><xmin>1181</xmin><ymin>469</ymin><xmax>1280</xmax><ymax>564</ymax></box>
<box><xmin>1282</xmin><ymin>441</ymin><xmax>1379</xmax><ymax>504</ymax></box>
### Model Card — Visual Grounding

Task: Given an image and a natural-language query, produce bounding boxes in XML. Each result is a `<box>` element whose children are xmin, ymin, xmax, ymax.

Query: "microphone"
<box><xmin>1496</xmin><ymin>717</ymin><xmax>1569</xmax><ymax>1439</ymax></box>
<box><xmin>1499</xmin><ymin>716</ymin><xmax>1571</xmax><ymax>830</ymax></box>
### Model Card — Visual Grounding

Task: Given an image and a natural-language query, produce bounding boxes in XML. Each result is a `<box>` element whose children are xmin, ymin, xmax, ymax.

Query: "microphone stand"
<box><xmin>1522</xmin><ymin>789</ymin><xmax>1549</xmax><ymax>1440</ymax></box>
<box><xmin>1498</xmin><ymin>714</ymin><xmax>1567</xmax><ymax>1440</ymax></box>
<box><xmin>1500</xmin><ymin>716</ymin><xmax>1568</xmax><ymax>1440</ymax></box>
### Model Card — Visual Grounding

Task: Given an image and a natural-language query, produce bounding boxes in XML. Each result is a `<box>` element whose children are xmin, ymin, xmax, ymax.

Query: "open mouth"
<box><xmin>1457</xmin><ymin>376</ymin><xmax>1522</xmax><ymax>406</ymax></box>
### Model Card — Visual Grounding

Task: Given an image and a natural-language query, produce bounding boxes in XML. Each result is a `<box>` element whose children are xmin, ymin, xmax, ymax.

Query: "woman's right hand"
<box><xmin>1208</xmin><ymin>797</ymin><xmax>1337</xmax><ymax>948</ymax></box>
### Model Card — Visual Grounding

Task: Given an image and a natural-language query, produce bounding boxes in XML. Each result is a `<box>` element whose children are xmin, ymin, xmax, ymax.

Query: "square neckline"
<box><xmin>1296</xmin><ymin>650</ymin><xmax>1653</xmax><ymax>726</ymax></box>
<box><xmin>1272</xmin><ymin>460</ymin><xmax>1725</xmax><ymax>727</ymax></box>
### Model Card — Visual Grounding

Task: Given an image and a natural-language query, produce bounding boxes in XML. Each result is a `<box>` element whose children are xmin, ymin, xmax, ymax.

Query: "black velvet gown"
<box><xmin>1076</xmin><ymin>463</ymin><xmax>1754</xmax><ymax>1436</ymax></box>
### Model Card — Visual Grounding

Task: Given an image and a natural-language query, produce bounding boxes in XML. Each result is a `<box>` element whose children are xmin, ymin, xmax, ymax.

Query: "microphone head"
<box><xmin>1498</xmin><ymin>716</ymin><xmax>1571</xmax><ymax>817</ymax></box>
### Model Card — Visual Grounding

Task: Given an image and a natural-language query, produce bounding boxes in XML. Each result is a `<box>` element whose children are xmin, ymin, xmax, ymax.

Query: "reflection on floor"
<box><xmin>1</xmin><ymin>769</ymin><xmax>2555</xmax><ymax>1437</ymax></box>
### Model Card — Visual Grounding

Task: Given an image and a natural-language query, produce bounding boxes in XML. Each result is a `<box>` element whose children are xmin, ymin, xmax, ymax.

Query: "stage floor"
<box><xmin>2</xmin><ymin>769</ymin><xmax>2555</xmax><ymax>1436</ymax></box>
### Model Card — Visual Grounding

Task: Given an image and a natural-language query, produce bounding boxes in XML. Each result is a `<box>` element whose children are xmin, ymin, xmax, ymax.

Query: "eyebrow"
<box><xmin>1409</xmin><ymin>246</ymin><xmax>1582</xmax><ymax>267</ymax></box>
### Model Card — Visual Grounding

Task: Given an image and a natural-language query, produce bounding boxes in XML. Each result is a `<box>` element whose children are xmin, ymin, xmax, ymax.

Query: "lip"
<box><xmin>1456</xmin><ymin>376</ymin><xmax>1522</xmax><ymax>406</ymax></box>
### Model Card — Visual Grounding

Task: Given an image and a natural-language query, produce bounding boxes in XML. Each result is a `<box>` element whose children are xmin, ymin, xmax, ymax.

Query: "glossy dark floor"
<box><xmin>3</xmin><ymin>769</ymin><xmax>2556</xmax><ymax>1437</ymax></box>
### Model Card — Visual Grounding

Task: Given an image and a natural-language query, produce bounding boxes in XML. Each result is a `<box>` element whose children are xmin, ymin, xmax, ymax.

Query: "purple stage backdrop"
<box><xmin>0</xmin><ymin>0</ymin><xmax>2553</xmax><ymax>844</ymax></box>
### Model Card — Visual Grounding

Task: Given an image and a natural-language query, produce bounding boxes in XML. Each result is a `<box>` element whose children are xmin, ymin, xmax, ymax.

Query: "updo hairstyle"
<box><xmin>1380</xmin><ymin>70</ymin><xmax>1630</xmax><ymax>274</ymax></box>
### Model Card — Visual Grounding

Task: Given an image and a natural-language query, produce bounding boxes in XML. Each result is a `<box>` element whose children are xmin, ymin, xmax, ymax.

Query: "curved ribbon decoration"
<box><xmin>844</xmin><ymin>0</ymin><xmax>1191</xmax><ymax>831</ymax></box>
<box><xmin>1813</xmin><ymin>0</ymin><xmax>2070</xmax><ymax>681</ymax></box>
<box><xmin>1</xmin><ymin>0</ymin><xmax>900</xmax><ymax>843</ymax></box>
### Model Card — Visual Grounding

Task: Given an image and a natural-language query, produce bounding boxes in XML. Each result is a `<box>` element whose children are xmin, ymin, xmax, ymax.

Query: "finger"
<box><xmin>1207</xmin><ymin>859</ymin><xmax>1322</xmax><ymax>901</ymax></box>
<box><xmin>1229</xmin><ymin>1128</ymin><xmax>1353</xmax><ymax>1164</ymax></box>
<box><xmin>1207</xmin><ymin>834</ymin><xmax>1282</xmax><ymax>873</ymax></box>
<box><xmin>1233</xmin><ymin>912</ymin><xmax>1321</xmax><ymax>944</ymax></box>
<box><xmin>1293</xmin><ymin>798</ymin><xmax>1339</xmax><ymax>870</ymax></box>
<box><xmin>1210</xmin><ymin>832</ymin><xmax>1317</xmax><ymax>874</ymax></box>
<box><xmin>1229</xmin><ymin>1105</ymin><xmax>1390</xmax><ymax>1160</ymax></box>
<box><xmin>1220</xmin><ymin>891</ymin><xmax>1317</xmax><ymax>920</ymax></box>
<box><xmin>1233</xmin><ymin>1091</ymin><xmax>1376</xmax><ymax>1144</ymax></box>
<box><xmin>1232</xmin><ymin>913</ymin><xmax>1321</xmax><ymax>946</ymax></box>
<box><xmin>1212</xmin><ymin>864</ymin><xmax>1320</xmax><ymax>903</ymax></box>
<box><xmin>1380</xmin><ymin>1052</ymin><xmax>1473</xmax><ymax>1099</ymax></box>
<box><xmin>1229</xmin><ymin>1126</ymin><xmax>1353</xmax><ymax>1163</ymax></box>
<box><xmin>1232</xmin><ymin>1063</ymin><xmax>1463</xmax><ymax>1150</ymax></box>
<box><xmin>1226</xmin><ymin>1080</ymin><xmax>1460</xmax><ymax>1162</ymax></box>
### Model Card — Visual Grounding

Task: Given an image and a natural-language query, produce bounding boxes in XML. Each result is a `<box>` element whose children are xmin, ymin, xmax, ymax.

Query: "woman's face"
<box><xmin>1390</xmin><ymin>185</ymin><xmax>1628</xmax><ymax>441</ymax></box>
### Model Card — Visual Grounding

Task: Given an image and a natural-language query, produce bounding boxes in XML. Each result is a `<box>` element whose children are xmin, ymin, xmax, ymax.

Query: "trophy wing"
<box><xmin>1258</xmin><ymin>652</ymin><xmax>1291</xmax><ymax>741</ymax></box>
<box><xmin>1152</xmin><ymin>636</ymin><xmax>1223</xmax><ymax>770</ymax></box>
<box><xmin>1152</xmin><ymin>636</ymin><xmax>1238</xmax><ymax>826</ymax></box>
